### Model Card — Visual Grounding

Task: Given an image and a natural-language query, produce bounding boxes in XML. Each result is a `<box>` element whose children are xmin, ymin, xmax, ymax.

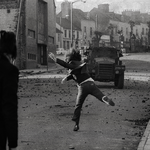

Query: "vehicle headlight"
<box><xmin>115</xmin><ymin>70</ymin><xmax>119</xmax><ymax>74</ymax></box>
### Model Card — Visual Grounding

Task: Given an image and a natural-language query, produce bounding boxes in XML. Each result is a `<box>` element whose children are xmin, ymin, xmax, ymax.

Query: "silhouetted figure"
<box><xmin>0</xmin><ymin>30</ymin><xmax>19</xmax><ymax>150</ymax></box>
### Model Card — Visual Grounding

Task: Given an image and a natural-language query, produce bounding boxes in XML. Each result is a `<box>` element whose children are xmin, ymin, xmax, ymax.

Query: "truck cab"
<box><xmin>84</xmin><ymin>47</ymin><xmax>125</xmax><ymax>89</ymax></box>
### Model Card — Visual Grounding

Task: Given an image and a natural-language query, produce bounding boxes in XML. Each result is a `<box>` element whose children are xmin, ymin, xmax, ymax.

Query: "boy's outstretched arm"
<box><xmin>48</xmin><ymin>52</ymin><xmax>57</xmax><ymax>62</ymax></box>
<box><xmin>48</xmin><ymin>52</ymin><xmax>76</xmax><ymax>70</ymax></box>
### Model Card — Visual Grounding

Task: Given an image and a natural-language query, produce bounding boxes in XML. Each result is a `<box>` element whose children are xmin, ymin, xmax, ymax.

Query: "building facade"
<box><xmin>56</xmin><ymin>23</ymin><xmax>63</xmax><ymax>48</ymax></box>
<box><xmin>0</xmin><ymin>0</ymin><xmax>56</xmax><ymax>69</ymax></box>
<box><xmin>56</xmin><ymin>17</ymin><xmax>82</xmax><ymax>50</ymax></box>
<box><xmin>109</xmin><ymin>19</ymin><xmax>149</xmax><ymax>51</ymax></box>
<box><xmin>57</xmin><ymin>0</ymin><xmax>95</xmax><ymax>49</ymax></box>
<box><xmin>89</xmin><ymin>3</ymin><xmax>150</xmax><ymax>51</ymax></box>
<box><xmin>81</xmin><ymin>18</ymin><xmax>96</xmax><ymax>48</ymax></box>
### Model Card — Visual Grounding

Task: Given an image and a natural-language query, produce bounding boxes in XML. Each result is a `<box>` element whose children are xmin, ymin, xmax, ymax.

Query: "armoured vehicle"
<box><xmin>84</xmin><ymin>47</ymin><xmax>125</xmax><ymax>89</ymax></box>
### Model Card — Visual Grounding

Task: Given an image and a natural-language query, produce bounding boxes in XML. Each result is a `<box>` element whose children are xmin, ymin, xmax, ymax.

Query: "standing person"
<box><xmin>0</xmin><ymin>31</ymin><xmax>19</xmax><ymax>150</ymax></box>
<box><xmin>48</xmin><ymin>49</ymin><xmax>115</xmax><ymax>131</ymax></box>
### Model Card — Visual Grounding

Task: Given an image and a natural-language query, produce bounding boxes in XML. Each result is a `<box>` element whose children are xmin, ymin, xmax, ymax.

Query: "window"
<box><xmin>28</xmin><ymin>53</ymin><xmax>36</xmax><ymax>60</ymax></box>
<box><xmin>58</xmin><ymin>34</ymin><xmax>60</xmax><ymax>42</ymax></box>
<box><xmin>145</xmin><ymin>37</ymin><xmax>147</xmax><ymax>43</ymax></box>
<box><xmin>90</xmin><ymin>27</ymin><xmax>92</xmax><ymax>37</ymax></box>
<box><xmin>84</xmin><ymin>26</ymin><xmax>86</xmax><ymax>32</ymax></box>
<box><xmin>77</xmin><ymin>31</ymin><xmax>79</xmax><ymax>39</ymax></box>
<box><xmin>73</xmin><ymin>31</ymin><xmax>75</xmax><ymax>39</ymax></box>
<box><xmin>67</xmin><ymin>41</ymin><xmax>69</xmax><ymax>49</ymax></box>
<box><xmin>142</xmin><ymin>28</ymin><xmax>144</xmax><ymax>35</ymax></box>
<box><xmin>63</xmin><ymin>41</ymin><xmax>66</xmax><ymax>49</ymax></box>
<box><xmin>48</xmin><ymin>36</ymin><xmax>54</xmax><ymax>44</ymax></box>
<box><xmin>64</xmin><ymin>30</ymin><xmax>67</xmax><ymax>37</ymax></box>
<box><xmin>7</xmin><ymin>9</ymin><xmax>10</xmax><ymax>13</ymax></box>
<box><xmin>146</xmin><ymin>28</ymin><xmax>148</xmax><ymax>35</ymax></box>
<box><xmin>28</xmin><ymin>29</ymin><xmax>35</xmax><ymax>38</ymax></box>
<box><xmin>69</xmin><ymin>30</ymin><xmax>71</xmax><ymax>38</ymax></box>
<box><xmin>136</xmin><ymin>29</ymin><xmax>138</xmax><ymax>36</ymax></box>
<box><xmin>126</xmin><ymin>27</ymin><xmax>128</xmax><ymax>35</ymax></box>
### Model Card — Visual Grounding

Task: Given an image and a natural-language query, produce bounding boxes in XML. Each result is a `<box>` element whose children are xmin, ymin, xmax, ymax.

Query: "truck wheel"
<box><xmin>114</xmin><ymin>75</ymin><xmax>119</xmax><ymax>87</ymax></box>
<box><xmin>117</xmin><ymin>73</ymin><xmax>124</xmax><ymax>89</ymax></box>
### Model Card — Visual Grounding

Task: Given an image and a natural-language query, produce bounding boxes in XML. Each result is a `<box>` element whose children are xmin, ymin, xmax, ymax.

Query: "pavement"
<box><xmin>137</xmin><ymin>121</ymin><xmax>150</xmax><ymax>150</ymax></box>
<box><xmin>19</xmin><ymin>65</ymin><xmax>150</xmax><ymax>150</ymax></box>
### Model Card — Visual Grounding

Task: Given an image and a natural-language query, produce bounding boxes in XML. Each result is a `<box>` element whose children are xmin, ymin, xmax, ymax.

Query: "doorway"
<box><xmin>38</xmin><ymin>44</ymin><xmax>47</xmax><ymax>65</ymax></box>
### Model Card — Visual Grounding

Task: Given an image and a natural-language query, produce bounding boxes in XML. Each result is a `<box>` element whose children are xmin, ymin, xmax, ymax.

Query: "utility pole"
<box><xmin>70</xmin><ymin>0</ymin><xmax>86</xmax><ymax>48</ymax></box>
<box><xmin>60</xmin><ymin>17</ymin><xmax>62</xmax><ymax>48</ymax></box>
<box><xmin>129</xmin><ymin>20</ymin><xmax>135</xmax><ymax>52</ymax></box>
<box><xmin>118</xmin><ymin>30</ymin><xmax>123</xmax><ymax>50</ymax></box>
<box><xmin>95</xmin><ymin>14</ymin><xmax>98</xmax><ymax>31</ymax></box>
<box><xmin>147</xmin><ymin>21</ymin><xmax>150</xmax><ymax>46</ymax></box>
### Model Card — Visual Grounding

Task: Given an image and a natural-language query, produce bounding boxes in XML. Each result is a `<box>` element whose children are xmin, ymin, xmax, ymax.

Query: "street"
<box><xmin>18</xmin><ymin>53</ymin><xmax>150</xmax><ymax>150</ymax></box>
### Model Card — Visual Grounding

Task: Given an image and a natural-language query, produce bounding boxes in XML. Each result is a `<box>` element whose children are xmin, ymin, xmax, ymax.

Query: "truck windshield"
<box><xmin>91</xmin><ymin>47</ymin><xmax>118</xmax><ymax>59</ymax></box>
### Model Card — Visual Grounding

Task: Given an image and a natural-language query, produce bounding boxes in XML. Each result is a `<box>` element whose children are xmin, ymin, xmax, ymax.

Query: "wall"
<box><xmin>47</xmin><ymin>0</ymin><xmax>56</xmax><ymax>54</ymax></box>
<box><xmin>25</xmin><ymin>0</ymin><xmax>56</xmax><ymax>68</ymax></box>
<box><xmin>110</xmin><ymin>19</ymin><xmax>149</xmax><ymax>52</ymax></box>
<box><xmin>25</xmin><ymin>0</ymin><xmax>37</xmax><ymax>68</ymax></box>
<box><xmin>0</xmin><ymin>1</ymin><xmax>18</xmax><ymax>32</ymax></box>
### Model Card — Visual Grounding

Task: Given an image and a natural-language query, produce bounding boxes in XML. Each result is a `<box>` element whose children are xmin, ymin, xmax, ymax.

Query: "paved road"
<box><xmin>18</xmin><ymin>75</ymin><xmax>150</xmax><ymax>150</ymax></box>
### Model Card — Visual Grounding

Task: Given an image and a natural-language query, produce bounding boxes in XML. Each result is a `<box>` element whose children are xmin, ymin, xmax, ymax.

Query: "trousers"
<box><xmin>72</xmin><ymin>81</ymin><xmax>105</xmax><ymax>125</ymax></box>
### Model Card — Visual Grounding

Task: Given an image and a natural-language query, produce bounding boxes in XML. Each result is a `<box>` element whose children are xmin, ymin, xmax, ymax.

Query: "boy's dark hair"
<box><xmin>65</xmin><ymin>48</ymin><xmax>81</xmax><ymax>62</ymax></box>
<box><xmin>0</xmin><ymin>30</ymin><xmax>17</xmax><ymax>59</ymax></box>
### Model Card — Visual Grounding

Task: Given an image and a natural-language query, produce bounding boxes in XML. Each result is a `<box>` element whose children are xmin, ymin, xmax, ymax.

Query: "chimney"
<box><xmin>98</xmin><ymin>4</ymin><xmax>109</xmax><ymax>13</ymax></box>
<box><xmin>61</xmin><ymin>0</ymin><xmax>71</xmax><ymax>18</ymax></box>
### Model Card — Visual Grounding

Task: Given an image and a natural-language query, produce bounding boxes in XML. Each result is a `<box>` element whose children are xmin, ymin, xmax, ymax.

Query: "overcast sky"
<box><xmin>55</xmin><ymin>0</ymin><xmax>150</xmax><ymax>14</ymax></box>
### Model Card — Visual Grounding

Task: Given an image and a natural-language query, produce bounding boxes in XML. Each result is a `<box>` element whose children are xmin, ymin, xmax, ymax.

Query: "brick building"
<box><xmin>0</xmin><ymin>0</ymin><xmax>56</xmax><ymax>69</ymax></box>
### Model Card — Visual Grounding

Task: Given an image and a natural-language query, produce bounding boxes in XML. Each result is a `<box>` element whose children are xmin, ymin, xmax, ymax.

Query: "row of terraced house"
<box><xmin>0</xmin><ymin>0</ymin><xmax>150</xmax><ymax>69</ymax></box>
<box><xmin>56</xmin><ymin>1</ymin><xmax>150</xmax><ymax>54</ymax></box>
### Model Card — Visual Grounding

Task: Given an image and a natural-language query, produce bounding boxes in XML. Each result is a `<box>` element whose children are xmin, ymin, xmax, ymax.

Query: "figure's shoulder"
<box><xmin>4</xmin><ymin>63</ymin><xmax>19</xmax><ymax>75</ymax></box>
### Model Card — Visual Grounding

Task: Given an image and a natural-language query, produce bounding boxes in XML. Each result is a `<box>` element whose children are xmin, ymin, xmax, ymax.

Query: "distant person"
<box><xmin>48</xmin><ymin>48</ymin><xmax>115</xmax><ymax>131</ymax></box>
<box><xmin>0</xmin><ymin>30</ymin><xmax>19</xmax><ymax>150</ymax></box>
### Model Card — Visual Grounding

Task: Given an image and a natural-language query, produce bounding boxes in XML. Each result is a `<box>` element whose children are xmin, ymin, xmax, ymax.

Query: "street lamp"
<box><xmin>70</xmin><ymin>0</ymin><xmax>86</xmax><ymax>48</ymax></box>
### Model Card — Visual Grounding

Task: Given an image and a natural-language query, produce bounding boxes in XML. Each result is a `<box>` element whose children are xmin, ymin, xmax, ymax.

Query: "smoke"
<box><xmin>109</xmin><ymin>0</ymin><xmax>148</xmax><ymax>13</ymax></box>
<box><xmin>56</xmin><ymin>0</ymin><xmax>150</xmax><ymax>14</ymax></box>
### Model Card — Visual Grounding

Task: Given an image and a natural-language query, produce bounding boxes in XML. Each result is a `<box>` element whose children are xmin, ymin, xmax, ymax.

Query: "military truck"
<box><xmin>83</xmin><ymin>47</ymin><xmax>125</xmax><ymax>89</ymax></box>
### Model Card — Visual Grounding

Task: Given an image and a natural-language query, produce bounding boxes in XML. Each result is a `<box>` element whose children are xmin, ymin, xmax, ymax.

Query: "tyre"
<box><xmin>114</xmin><ymin>73</ymin><xmax>124</xmax><ymax>89</ymax></box>
<box><xmin>114</xmin><ymin>78</ymin><xmax>118</xmax><ymax>87</ymax></box>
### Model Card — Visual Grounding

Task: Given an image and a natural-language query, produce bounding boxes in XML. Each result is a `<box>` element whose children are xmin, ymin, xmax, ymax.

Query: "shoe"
<box><xmin>102</xmin><ymin>96</ymin><xmax>115</xmax><ymax>106</ymax></box>
<box><xmin>72</xmin><ymin>118</ymin><xmax>76</xmax><ymax>122</ymax></box>
<box><xmin>73</xmin><ymin>125</ymin><xmax>79</xmax><ymax>131</ymax></box>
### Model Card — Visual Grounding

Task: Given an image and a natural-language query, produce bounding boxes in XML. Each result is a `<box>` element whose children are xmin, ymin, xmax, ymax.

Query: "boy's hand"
<box><xmin>48</xmin><ymin>52</ymin><xmax>57</xmax><ymax>62</ymax></box>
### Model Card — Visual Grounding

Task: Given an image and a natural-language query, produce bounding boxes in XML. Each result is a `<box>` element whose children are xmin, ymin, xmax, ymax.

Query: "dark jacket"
<box><xmin>56</xmin><ymin>58</ymin><xmax>91</xmax><ymax>84</ymax></box>
<box><xmin>0</xmin><ymin>55</ymin><xmax>19</xmax><ymax>148</ymax></box>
